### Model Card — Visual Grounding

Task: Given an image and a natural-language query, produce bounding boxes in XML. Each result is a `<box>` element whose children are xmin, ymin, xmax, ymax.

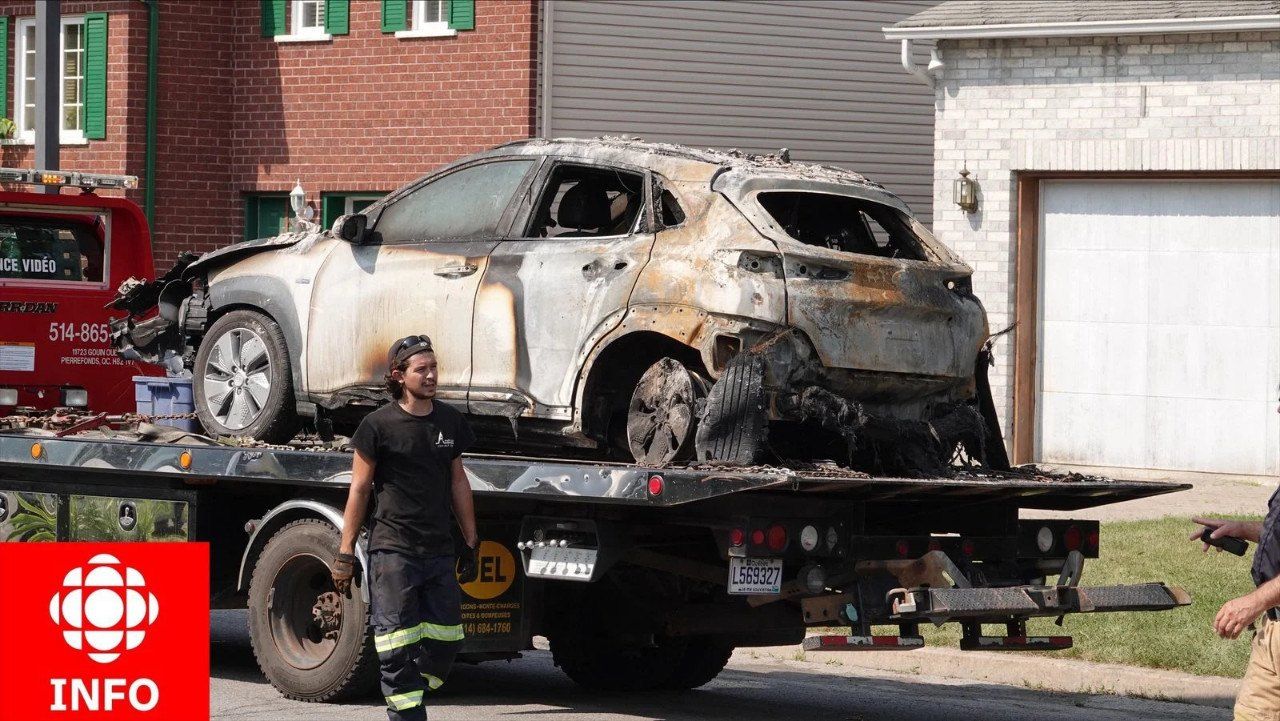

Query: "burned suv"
<box><xmin>113</xmin><ymin>138</ymin><xmax>993</xmax><ymax>471</ymax></box>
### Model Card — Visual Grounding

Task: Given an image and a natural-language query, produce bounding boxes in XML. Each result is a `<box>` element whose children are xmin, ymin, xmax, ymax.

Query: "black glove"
<box><xmin>456</xmin><ymin>543</ymin><xmax>479</xmax><ymax>584</ymax></box>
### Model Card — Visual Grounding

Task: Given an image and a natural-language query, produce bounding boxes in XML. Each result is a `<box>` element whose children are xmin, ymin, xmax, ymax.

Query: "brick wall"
<box><xmin>928</xmin><ymin>30</ymin><xmax>1280</xmax><ymax>438</ymax></box>
<box><xmin>0</xmin><ymin>0</ymin><xmax>539</xmax><ymax>265</ymax></box>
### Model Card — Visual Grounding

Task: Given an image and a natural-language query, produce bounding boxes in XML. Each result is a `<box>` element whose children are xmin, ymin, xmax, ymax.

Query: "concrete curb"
<box><xmin>753</xmin><ymin>642</ymin><xmax>1240</xmax><ymax>709</ymax></box>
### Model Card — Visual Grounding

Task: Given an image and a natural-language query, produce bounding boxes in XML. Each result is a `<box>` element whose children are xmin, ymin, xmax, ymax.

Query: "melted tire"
<box><xmin>695</xmin><ymin>353</ymin><xmax>767</xmax><ymax>463</ymax></box>
<box><xmin>247</xmin><ymin>519</ymin><xmax>378</xmax><ymax>702</ymax></box>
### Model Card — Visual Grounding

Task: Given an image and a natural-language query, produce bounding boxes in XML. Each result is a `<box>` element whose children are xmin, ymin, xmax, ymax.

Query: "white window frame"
<box><xmin>14</xmin><ymin>16</ymin><xmax>88</xmax><ymax>145</ymax></box>
<box><xmin>275</xmin><ymin>0</ymin><xmax>332</xmax><ymax>43</ymax></box>
<box><xmin>396</xmin><ymin>0</ymin><xmax>456</xmax><ymax>39</ymax></box>
<box><xmin>344</xmin><ymin>195</ymin><xmax>384</xmax><ymax>215</ymax></box>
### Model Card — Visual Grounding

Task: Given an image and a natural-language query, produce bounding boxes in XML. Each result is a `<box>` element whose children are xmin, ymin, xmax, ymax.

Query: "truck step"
<box><xmin>959</xmin><ymin>635</ymin><xmax>1073</xmax><ymax>651</ymax></box>
<box><xmin>802</xmin><ymin>635</ymin><xmax>924</xmax><ymax>651</ymax></box>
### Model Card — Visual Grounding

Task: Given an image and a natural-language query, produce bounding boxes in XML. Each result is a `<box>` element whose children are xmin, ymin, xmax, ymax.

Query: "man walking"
<box><xmin>1191</xmin><ymin>386</ymin><xmax>1280</xmax><ymax>721</ymax></box>
<box><xmin>331</xmin><ymin>335</ymin><xmax>479</xmax><ymax>720</ymax></box>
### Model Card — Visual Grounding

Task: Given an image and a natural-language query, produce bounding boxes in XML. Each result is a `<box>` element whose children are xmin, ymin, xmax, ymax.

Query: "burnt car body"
<box><xmin>112</xmin><ymin>138</ymin><xmax>994</xmax><ymax>470</ymax></box>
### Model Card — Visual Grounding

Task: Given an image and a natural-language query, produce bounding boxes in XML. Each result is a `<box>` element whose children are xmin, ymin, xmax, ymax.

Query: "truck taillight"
<box><xmin>766</xmin><ymin>524</ymin><xmax>787</xmax><ymax>552</ymax></box>
<box><xmin>751</xmin><ymin>529</ymin><xmax>765</xmax><ymax>546</ymax></box>
<box><xmin>730</xmin><ymin>528</ymin><xmax>745</xmax><ymax>547</ymax></box>
<box><xmin>961</xmin><ymin>539</ymin><xmax>976</xmax><ymax>557</ymax></box>
<box><xmin>1087</xmin><ymin>529</ymin><xmax>1100</xmax><ymax>551</ymax></box>
<box><xmin>0</xmin><ymin>388</ymin><xmax>16</xmax><ymax>406</ymax></box>
<box><xmin>895</xmin><ymin>540</ymin><xmax>910</xmax><ymax>558</ymax></box>
<box><xmin>647</xmin><ymin>474</ymin><xmax>664</xmax><ymax>496</ymax></box>
<box><xmin>800</xmin><ymin>525</ymin><xmax>819</xmax><ymax>552</ymax></box>
<box><xmin>1064</xmin><ymin>525</ymin><xmax>1082</xmax><ymax>552</ymax></box>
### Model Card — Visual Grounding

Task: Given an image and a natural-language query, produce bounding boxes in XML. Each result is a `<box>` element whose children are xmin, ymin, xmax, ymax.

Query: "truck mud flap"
<box><xmin>890</xmin><ymin>582</ymin><xmax>1191</xmax><ymax>622</ymax></box>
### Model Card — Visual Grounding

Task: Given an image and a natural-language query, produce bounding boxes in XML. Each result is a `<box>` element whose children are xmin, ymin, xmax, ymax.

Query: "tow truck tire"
<box><xmin>662</xmin><ymin>637</ymin><xmax>734</xmax><ymax>690</ymax></box>
<box><xmin>194</xmin><ymin>310</ymin><xmax>299</xmax><ymax>443</ymax></box>
<box><xmin>550</xmin><ymin>632</ymin><xmax>687</xmax><ymax>692</ymax></box>
<box><xmin>248</xmin><ymin>519</ymin><xmax>378</xmax><ymax>702</ymax></box>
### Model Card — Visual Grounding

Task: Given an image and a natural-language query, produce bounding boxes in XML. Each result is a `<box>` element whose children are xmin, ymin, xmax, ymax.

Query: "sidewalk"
<box><xmin>742</xmin><ymin>641</ymin><xmax>1239</xmax><ymax>709</ymax></box>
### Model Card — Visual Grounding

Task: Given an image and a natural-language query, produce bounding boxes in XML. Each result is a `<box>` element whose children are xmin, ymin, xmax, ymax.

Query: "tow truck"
<box><xmin>0</xmin><ymin>415</ymin><xmax>1191</xmax><ymax>700</ymax></box>
<box><xmin>0</xmin><ymin>168</ymin><xmax>152</xmax><ymax>416</ymax></box>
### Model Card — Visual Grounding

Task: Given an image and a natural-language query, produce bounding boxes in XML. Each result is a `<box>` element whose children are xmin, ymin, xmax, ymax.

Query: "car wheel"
<box><xmin>194</xmin><ymin>309</ymin><xmax>299</xmax><ymax>442</ymax></box>
<box><xmin>626</xmin><ymin>358</ymin><xmax>708</xmax><ymax>465</ymax></box>
<box><xmin>695</xmin><ymin>352</ymin><xmax>768</xmax><ymax>464</ymax></box>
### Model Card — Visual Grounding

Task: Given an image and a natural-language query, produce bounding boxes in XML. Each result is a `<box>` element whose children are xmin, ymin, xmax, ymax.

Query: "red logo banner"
<box><xmin>0</xmin><ymin>543</ymin><xmax>209</xmax><ymax>721</ymax></box>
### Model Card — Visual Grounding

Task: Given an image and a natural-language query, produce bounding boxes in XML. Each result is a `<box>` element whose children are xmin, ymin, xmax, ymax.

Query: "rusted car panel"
<box><xmin>110</xmin><ymin>137</ymin><xmax>996</xmax><ymax>469</ymax></box>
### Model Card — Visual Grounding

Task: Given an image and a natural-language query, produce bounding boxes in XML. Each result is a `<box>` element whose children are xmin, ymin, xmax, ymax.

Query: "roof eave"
<box><xmin>883</xmin><ymin>14</ymin><xmax>1280</xmax><ymax>40</ymax></box>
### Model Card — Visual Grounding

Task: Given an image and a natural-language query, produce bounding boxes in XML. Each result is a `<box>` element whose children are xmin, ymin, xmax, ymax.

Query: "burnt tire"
<box><xmin>194</xmin><ymin>309</ymin><xmax>298</xmax><ymax>442</ymax></box>
<box><xmin>247</xmin><ymin>519</ymin><xmax>378</xmax><ymax>702</ymax></box>
<box><xmin>695</xmin><ymin>352</ymin><xmax>767</xmax><ymax>464</ymax></box>
<box><xmin>662</xmin><ymin>638</ymin><xmax>734</xmax><ymax>691</ymax></box>
<box><xmin>626</xmin><ymin>358</ymin><xmax>708</xmax><ymax>465</ymax></box>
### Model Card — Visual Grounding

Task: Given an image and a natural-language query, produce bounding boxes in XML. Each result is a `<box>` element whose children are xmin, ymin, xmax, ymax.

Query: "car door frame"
<box><xmin>468</xmin><ymin>157</ymin><xmax>657</xmax><ymax>420</ymax></box>
<box><xmin>303</xmin><ymin>155</ymin><xmax>546</xmax><ymax>407</ymax></box>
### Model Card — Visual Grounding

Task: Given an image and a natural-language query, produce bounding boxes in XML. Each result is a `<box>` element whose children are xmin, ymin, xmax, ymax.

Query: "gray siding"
<box><xmin>542</xmin><ymin>0</ymin><xmax>939</xmax><ymax>224</ymax></box>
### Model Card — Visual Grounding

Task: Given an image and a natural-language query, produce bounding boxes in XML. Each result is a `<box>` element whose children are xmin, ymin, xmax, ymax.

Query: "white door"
<box><xmin>1037</xmin><ymin>180</ymin><xmax>1280</xmax><ymax>477</ymax></box>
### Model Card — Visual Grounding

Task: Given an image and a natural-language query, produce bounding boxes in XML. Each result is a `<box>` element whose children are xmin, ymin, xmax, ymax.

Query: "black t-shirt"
<box><xmin>1253</xmin><ymin>486</ymin><xmax>1280</xmax><ymax>587</ymax></box>
<box><xmin>351</xmin><ymin>400</ymin><xmax>475</xmax><ymax>557</ymax></box>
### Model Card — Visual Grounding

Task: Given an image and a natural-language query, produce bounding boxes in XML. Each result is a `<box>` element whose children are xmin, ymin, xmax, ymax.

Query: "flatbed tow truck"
<box><xmin>0</xmin><ymin>416</ymin><xmax>1191</xmax><ymax>700</ymax></box>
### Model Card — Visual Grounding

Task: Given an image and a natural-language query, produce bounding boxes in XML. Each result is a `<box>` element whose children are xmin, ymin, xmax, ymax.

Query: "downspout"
<box><xmin>900</xmin><ymin>38</ymin><xmax>944</xmax><ymax>88</ymax></box>
<box><xmin>144</xmin><ymin>0</ymin><xmax>158</xmax><ymax>227</ymax></box>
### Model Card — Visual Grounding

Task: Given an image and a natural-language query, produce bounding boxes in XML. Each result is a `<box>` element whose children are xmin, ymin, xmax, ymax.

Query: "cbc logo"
<box><xmin>49</xmin><ymin>553</ymin><xmax>159</xmax><ymax>664</ymax></box>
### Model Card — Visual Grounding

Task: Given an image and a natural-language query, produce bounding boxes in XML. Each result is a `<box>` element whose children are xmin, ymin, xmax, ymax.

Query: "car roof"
<box><xmin>473</xmin><ymin>136</ymin><xmax>889</xmax><ymax>192</ymax></box>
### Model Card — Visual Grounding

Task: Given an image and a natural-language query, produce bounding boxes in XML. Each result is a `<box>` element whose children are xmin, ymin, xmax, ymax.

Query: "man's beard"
<box><xmin>404</xmin><ymin>384</ymin><xmax>435</xmax><ymax>401</ymax></box>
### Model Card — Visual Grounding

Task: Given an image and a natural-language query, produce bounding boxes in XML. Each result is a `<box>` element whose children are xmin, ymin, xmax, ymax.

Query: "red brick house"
<box><xmin>0</xmin><ymin>0</ymin><xmax>538</xmax><ymax>264</ymax></box>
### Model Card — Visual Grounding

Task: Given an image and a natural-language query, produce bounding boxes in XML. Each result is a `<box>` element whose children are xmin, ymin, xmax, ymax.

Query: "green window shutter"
<box><xmin>382</xmin><ymin>0</ymin><xmax>407</xmax><ymax>32</ymax></box>
<box><xmin>84</xmin><ymin>13</ymin><xmax>108</xmax><ymax>140</ymax></box>
<box><xmin>448</xmin><ymin>0</ymin><xmax>475</xmax><ymax>31</ymax></box>
<box><xmin>321</xmin><ymin>195</ymin><xmax>344</xmax><ymax>230</ymax></box>
<box><xmin>261</xmin><ymin>0</ymin><xmax>286</xmax><ymax>37</ymax></box>
<box><xmin>324</xmin><ymin>0</ymin><xmax>349</xmax><ymax>35</ymax></box>
<box><xmin>0</xmin><ymin>17</ymin><xmax>9</xmax><ymax>119</ymax></box>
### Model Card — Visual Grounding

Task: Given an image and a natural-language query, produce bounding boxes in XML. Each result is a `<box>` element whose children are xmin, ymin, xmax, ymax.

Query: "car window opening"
<box><xmin>528</xmin><ymin>165</ymin><xmax>645</xmax><ymax>238</ymax></box>
<box><xmin>757</xmin><ymin>191</ymin><xmax>928</xmax><ymax>261</ymax></box>
<box><xmin>0</xmin><ymin>215</ymin><xmax>105</xmax><ymax>283</ymax></box>
<box><xmin>659</xmin><ymin>188</ymin><xmax>686</xmax><ymax>228</ymax></box>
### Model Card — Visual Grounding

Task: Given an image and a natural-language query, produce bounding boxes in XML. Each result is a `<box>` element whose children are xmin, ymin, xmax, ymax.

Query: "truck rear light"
<box><xmin>1087</xmin><ymin>529</ymin><xmax>1100</xmax><ymax>551</ymax></box>
<box><xmin>766</xmin><ymin>524</ymin><xmax>788</xmax><ymax>552</ymax></box>
<box><xmin>647</xmin><ymin>475</ymin><xmax>663</xmax><ymax>496</ymax></box>
<box><xmin>927</xmin><ymin>539</ymin><xmax>942</xmax><ymax>552</ymax></box>
<box><xmin>1064</xmin><ymin>525</ymin><xmax>1082</xmax><ymax>552</ymax></box>
<box><xmin>61</xmin><ymin>388</ymin><xmax>88</xmax><ymax>408</ymax></box>
<box><xmin>895</xmin><ymin>540</ymin><xmax>910</xmax><ymax>558</ymax></box>
<box><xmin>1036</xmin><ymin>526</ymin><xmax>1054</xmax><ymax>553</ymax></box>
<box><xmin>0</xmin><ymin>388</ymin><xmax>16</xmax><ymax>406</ymax></box>
<box><xmin>800</xmin><ymin>525</ymin><xmax>819</xmax><ymax>552</ymax></box>
<box><xmin>826</xmin><ymin>526</ymin><xmax>839</xmax><ymax>551</ymax></box>
<box><xmin>961</xmin><ymin>539</ymin><xmax>976</xmax><ymax>557</ymax></box>
<box><xmin>730</xmin><ymin>528</ymin><xmax>745</xmax><ymax>547</ymax></box>
<box><xmin>750</xmin><ymin>529</ymin><xmax>765</xmax><ymax>546</ymax></box>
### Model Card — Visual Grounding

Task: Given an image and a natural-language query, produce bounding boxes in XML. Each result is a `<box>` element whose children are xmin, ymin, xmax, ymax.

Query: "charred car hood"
<box><xmin>183</xmin><ymin>228</ymin><xmax>330</xmax><ymax>278</ymax></box>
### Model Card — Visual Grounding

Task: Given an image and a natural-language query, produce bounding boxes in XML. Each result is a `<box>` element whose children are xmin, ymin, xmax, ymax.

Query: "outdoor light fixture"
<box><xmin>954</xmin><ymin>166</ymin><xmax>978</xmax><ymax>213</ymax></box>
<box><xmin>290</xmin><ymin>179</ymin><xmax>306</xmax><ymax>219</ymax></box>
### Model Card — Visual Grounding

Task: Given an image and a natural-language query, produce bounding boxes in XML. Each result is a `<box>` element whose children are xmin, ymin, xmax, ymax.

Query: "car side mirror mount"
<box><xmin>334</xmin><ymin>214</ymin><xmax>368</xmax><ymax>243</ymax></box>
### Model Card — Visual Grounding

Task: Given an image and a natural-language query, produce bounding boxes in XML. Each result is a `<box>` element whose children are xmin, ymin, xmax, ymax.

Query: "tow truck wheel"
<box><xmin>550</xmin><ymin>630</ymin><xmax>688</xmax><ymax>692</ymax></box>
<box><xmin>626</xmin><ymin>358</ymin><xmax>708</xmax><ymax>465</ymax></box>
<box><xmin>662</xmin><ymin>637</ymin><xmax>734</xmax><ymax>690</ymax></box>
<box><xmin>194</xmin><ymin>310</ymin><xmax>299</xmax><ymax>443</ymax></box>
<box><xmin>248</xmin><ymin>519</ymin><xmax>378</xmax><ymax>702</ymax></box>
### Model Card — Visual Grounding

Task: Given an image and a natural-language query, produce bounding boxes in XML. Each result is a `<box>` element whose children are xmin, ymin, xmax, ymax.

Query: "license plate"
<box><xmin>728</xmin><ymin>557</ymin><xmax>783</xmax><ymax>595</ymax></box>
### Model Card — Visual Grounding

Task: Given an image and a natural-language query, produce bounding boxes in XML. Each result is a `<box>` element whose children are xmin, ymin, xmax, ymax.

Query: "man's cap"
<box><xmin>387</xmin><ymin>335</ymin><xmax>434</xmax><ymax>369</ymax></box>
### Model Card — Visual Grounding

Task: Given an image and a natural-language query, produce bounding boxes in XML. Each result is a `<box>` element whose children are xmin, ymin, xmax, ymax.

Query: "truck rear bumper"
<box><xmin>890</xmin><ymin>582</ymin><xmax>1191</xmax><ymax>623</ymax></box>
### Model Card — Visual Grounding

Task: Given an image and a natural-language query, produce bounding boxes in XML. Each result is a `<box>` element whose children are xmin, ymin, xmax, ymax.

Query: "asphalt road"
<box><xmin>211</xmin><ymin>611</ymin><xmax>1228</xmax><ymax>721</ymax></box>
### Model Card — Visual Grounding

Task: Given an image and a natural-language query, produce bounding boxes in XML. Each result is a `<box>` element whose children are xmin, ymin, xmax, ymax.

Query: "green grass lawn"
<box><xmin>891</xmin><ymin>516</ymin><xmax>1260</xmax><ymax>678</ymax></box>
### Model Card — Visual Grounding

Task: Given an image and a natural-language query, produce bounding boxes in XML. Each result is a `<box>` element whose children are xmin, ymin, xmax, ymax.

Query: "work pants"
<box><xmin>370</xmin><ymin>551</ymin><xmax>464</xmax><ymax>721</ymax></box>
<box><xmin>1237</xmin><ymin>614</ymin><xmax>1280</xmax><ymax>721</ymax></box>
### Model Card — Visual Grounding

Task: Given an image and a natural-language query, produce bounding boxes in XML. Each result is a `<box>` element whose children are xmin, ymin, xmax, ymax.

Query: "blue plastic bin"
<box><xmin>132</xmin><ymin>376</ymin><xmax>199</xmax><ymax>432</ymax></box>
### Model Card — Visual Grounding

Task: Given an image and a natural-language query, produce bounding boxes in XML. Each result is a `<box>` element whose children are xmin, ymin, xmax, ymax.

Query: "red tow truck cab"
<box><xmin>0</xmin><ymin>168</ymin><xmax>154</xmax><ymax>415</ymax></box>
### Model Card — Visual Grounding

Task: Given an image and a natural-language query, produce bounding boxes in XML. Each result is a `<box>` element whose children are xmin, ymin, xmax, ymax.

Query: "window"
<box><xmin>244</xmin><ymin>195</ymin><xmax>290</xmax><ymax>241</ymax></box>
<box><xmin>756</xmin><ymin>192</ymin><xmax>930</xmax><ymax>261</ymax></box>
<box><xmin>321</xmin><ymin>192</ymin><xmax>386</xmax><ymax>230</ymax></box>
<box><xmin>525</xmin><ymin>165</ymin><xmax>645</xmax><ymax>239</ymax></box>
<box><xmin>387</xmin><ymin>0</ymin><xmax>471</xmax><ymax>37</ymax></box>
<box><xmin>15</xmin><ymin>16</ymin><xmax>91</xmax><ymax>142</ymax></box>
<box><xmin>0</xmin><ymin>214</ymin><xmax>106</xmax><ymax>284</ymax></box>
<box><xmin>414</xmin><ymin>0</ymin><xmax>447</xmax><ymax>28</ymax></box>
<box><xmin>292</xmin><ymin>0</ymin><xmax>325</xmax><ymax>37</ymax></box>
<box><xmin>374</xmin><ymin>160</ymin><xmax>535</xmax><ymax>243</ymax></box>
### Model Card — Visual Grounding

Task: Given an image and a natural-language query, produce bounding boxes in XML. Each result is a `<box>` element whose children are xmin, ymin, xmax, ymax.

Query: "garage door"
<box><xmin>1037</xmin><ymin>180</ymin><xmax>1280</xmax><ymax>477</ymax></box>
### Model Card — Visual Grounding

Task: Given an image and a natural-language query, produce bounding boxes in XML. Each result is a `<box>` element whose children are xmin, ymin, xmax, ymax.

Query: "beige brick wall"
<box><xmin>928</xmin><ymin>30</ymin><xmax>1280</xmax><ymax>445</ymax></box>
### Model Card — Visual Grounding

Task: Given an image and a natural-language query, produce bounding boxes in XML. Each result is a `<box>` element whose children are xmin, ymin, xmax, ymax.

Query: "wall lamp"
<box><xmin>954</xmin><ymin>167</ymin><xmax>978</xmax><ymax>214</ymax></box>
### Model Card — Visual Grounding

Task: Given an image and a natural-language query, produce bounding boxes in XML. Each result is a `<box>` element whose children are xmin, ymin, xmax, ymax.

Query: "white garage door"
<box><xmin>1038</xmin><ymin>180</ymin><xmax>1280</xmax><ymax>477</ymax></box>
